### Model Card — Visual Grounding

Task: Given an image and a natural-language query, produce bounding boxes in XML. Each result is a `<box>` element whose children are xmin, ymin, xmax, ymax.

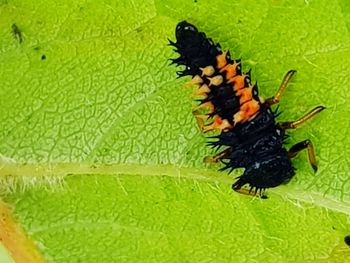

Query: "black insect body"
<box><xmin>169</xmin><ymin>21</ymin><xmax>324</xmax><ymax>196</ymax></box>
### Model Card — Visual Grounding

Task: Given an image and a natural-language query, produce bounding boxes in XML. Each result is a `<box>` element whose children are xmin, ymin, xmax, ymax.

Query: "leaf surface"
<box><xmin>1</xmin><ymin>0</ymin><xmax>350</xmax><ymax>262</ymax></box>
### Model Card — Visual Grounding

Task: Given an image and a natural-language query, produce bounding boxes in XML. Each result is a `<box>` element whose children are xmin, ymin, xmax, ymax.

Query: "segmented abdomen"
<box><xmin>169</xmin><ymin>21</ymin><xmax>262</xmax><ymax>133</ymax></box>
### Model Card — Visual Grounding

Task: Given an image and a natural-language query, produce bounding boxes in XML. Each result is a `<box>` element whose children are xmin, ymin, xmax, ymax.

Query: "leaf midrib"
<box><xmin>1</xmin><ymin>162</ymin><xmax>349</xmax><ymax>215</ymax></box>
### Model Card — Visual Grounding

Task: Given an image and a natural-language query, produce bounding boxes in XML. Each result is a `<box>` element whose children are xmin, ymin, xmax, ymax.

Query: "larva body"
<box><xmin>169</xmin><ymin>21</ymin><xmax>324</xmax><ymax>195</ymax></box>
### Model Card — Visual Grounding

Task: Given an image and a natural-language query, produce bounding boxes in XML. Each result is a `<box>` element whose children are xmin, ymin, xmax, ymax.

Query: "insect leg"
<box><xmin>265</xmin><ymin>70</ymin><xmax>296</xmax><ymax>105</ymax></box>
<box><xmin>204</xmin><ymin>148</ymin><xmax>232</xmax><ymax>163</ymax></box>
<box><xmin>278</xmin><ymin>106</ymin><xmax>325</xmax><ymax>129</ymax></box>
<box><xmin>192</xmin><ymin>104</ymin><xmax>232</xmax><ymax>133</ymax></box>
<box><xmin>193</xmin><ymin>115</ymin><xmax>207</xmax><ymax>132</ymax></box>
<box><xmin>288</xmin><ymin>139</ymin><xmax>318</xmax><ymax>172</ymax></box>
<box><xmin>233</xmin><ymin>187</ymin><xmax>268</xmax><ymax>199</ymax></box>
<box><xmin>191</xmin><ymin>106</ymin><xmax>208</xmax><ymax>132</ymax></box>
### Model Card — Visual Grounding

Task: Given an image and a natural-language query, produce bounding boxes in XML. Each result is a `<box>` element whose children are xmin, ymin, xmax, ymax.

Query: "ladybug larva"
<box><xmin>169</xmin><ymin>21</ymin><xmax>324</xmax><ymax>197</ymax></box>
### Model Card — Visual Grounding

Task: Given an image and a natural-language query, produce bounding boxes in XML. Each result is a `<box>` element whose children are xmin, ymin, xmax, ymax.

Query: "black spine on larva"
<box><xmin>216</xmin><ymin>106</ymin><xmax>295</xmax><ymax>189</ymax></box>
<box><xmin>208</xmin><ymin>104</ymin><xmax>277</xmax><ymax>147</ymax></box>
<box><xmin>169</xmin><ymin>21</ymin><xmax>223</xmax><ymax>77</ymax></box>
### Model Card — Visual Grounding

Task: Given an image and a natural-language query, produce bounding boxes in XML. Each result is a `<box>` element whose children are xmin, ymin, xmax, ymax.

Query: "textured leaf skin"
<box><xmin>1</xmin><ymin>0</ymin><xmax>350</xmax><ymax>262</ymax></box>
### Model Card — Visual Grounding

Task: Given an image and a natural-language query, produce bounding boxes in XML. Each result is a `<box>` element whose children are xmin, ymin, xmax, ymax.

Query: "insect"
<box><xmin>169</xmin><ymin>21</ymin><xmax>324</xmax><ymax>196</ymax></box>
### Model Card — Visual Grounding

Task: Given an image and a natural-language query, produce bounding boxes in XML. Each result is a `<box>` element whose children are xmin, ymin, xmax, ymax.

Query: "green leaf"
<box><xmin>1</xmin><ymin>0</ymin><xmax>350</xmax><ymax>262</ymax></box>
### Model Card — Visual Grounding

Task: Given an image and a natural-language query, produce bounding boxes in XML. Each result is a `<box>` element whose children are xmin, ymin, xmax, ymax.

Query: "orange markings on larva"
<box><xmin>187</xmin><ymin>75</ymin><xmax>203</xmax><ymax>87</ymax></box>
<box><xmin>216</xmin><ymin>51</ymin><xmax>228</xmax><ymax>69</ymax></box>
<box><xmin>228</xmin><ymin>75</ymin><xmax>247</xmax><ymax>91</ymax></box>
<box><xmin>208</xmin><ymin>75</ymin><xmax>223</xmax><ymax>86</ymax></box>
<box><xmin>203</xmin><ymin>115</ymin><xmax>232</xmax><ymax>132</ymax></box>
<box><xmin>200</xmin><ymin>66</ymin><xmax>215</xmax><ymax>77</ymax></box>
<box><xmin>220</xmin><ymin>62</ymin><xmax>240</xmax><ymax>79</ymax></box>
<box><xmin>194</xmin><ymin>84</ymin><xmax>210</xmax><ymax>97</ymax></box>
<box><xmin>236</xmin><ymin>86</ymin><xmax>253</xmax><ymax>104</ymax></box>
<box><xmin>233</xmin><ymin>100</ymin><xmax>260</xmax><ymax>124</ymax></box>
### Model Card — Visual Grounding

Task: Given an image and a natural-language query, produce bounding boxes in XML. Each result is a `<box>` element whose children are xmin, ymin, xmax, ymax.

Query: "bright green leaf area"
<box><xmin>1</xmin><ymin>0</ymin><xmax>350</xmax><ymax>262</ymax></box>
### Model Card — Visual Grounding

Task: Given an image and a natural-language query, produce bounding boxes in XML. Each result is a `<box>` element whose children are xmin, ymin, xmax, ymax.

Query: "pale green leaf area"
<box><xmin>0</xmin><ymin>244</ymin><xmax>14</xmax><ymax>263</ymax></box>
<box><xmin>1</xmin><ymin>0</ymin><xmax>350</xmax><ymax>262</ymax></box>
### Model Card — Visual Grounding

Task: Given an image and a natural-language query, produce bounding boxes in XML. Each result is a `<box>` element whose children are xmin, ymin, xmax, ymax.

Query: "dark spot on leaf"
<box><xmin>41</xmin><ymin>54</ymin><xmax>46</xmax><ymax>60</ymax></box>
<box><xmin>345</xmin><ymin>235</ymin><xmax>350</xmax><ymax>246</ymax></box>
<box><xmin>11</xmin><ymin>23</ymin><xmax>22</xmax><ymax>43</ymax></box>
<box><xmin>25</xmin><ymin>113</ymin><xmax>33</xmax><ymax>122</ymax></box>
